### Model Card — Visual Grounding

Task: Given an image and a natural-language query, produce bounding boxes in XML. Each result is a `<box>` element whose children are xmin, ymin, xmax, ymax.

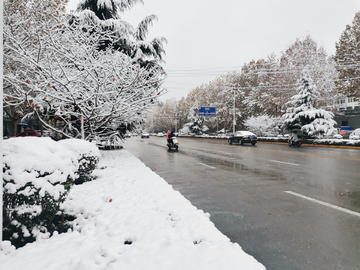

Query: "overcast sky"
<box><xmin>67</xmin><ymin>0</ymin><xmax>360</xmax><ymax>101</ymax></box>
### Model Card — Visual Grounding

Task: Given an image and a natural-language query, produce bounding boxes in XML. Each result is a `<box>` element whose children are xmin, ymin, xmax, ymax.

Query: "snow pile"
<box><xmin>0</xmin><ymin>150</ymin><xmax>265</xmax><ymax>270</ymax></box>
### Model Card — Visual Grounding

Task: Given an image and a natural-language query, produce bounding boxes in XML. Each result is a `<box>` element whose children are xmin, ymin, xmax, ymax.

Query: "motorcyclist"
<box><xmin>289</xmin><ymin>130</ymin><xmax>301</xmax><ymax>145</ymax></box>
<box><xmin>290</xmin><ymin>131</ymin><xmax>298</xmax><ymax>144</ymax></box>
<box><xmin>167</xmin><ymin>130</ymin><xmax>175</xmax><ymax>145</ymax></box>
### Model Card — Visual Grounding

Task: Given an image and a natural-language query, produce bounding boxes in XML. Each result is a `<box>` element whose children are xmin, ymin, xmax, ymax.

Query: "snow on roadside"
<box><xmin>1</xmin><ymin>149</ymin><xmax>265</xmax><ymax>270</ymax></box>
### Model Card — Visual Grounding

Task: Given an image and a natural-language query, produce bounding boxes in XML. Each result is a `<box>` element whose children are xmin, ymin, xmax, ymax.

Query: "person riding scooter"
<box><xmin>166</xmin><ymin>130</ymin><xmax>179</xmax><ymax>150</ymax></box>
<box><xmin>167</xmin><ymin>130</ymin><xmax>175</xmax><ymax>146</ymax></box>
<box><xmin>289</xmin><ymin>129</ymin><xmax>302</xmax><ymax>147</ymax></box>
<box><xmin>289</xmin><ymin>131</ymin><xmax>298</xmax><ymax>144</ymax></box>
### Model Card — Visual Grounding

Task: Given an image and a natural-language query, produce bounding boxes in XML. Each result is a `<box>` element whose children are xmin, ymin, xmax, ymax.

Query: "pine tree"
<box><xmin>283</xmin><ymin>69</ymin><xmax>337</xmax><ymax>136</ymax></box>
<box><xmin>334</xmin><ymin>11</ymin><xmax>360</xmax><ymax>101</ymax></box>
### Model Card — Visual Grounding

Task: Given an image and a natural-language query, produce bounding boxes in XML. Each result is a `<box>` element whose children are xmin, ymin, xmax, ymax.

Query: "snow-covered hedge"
<box><xmin>311</xmin><ymin>138</ymin><xmax>360</xmax><ymax>146</ymax></box>
<box><xmin>2</xmin><ymin>137</ymin><xmax>100</xmax><ymax>248</ymax></box>
<box><xmin>58</xmin><ymin>139</ymin><xmax>101</xmax><ymax>184</ymax></box>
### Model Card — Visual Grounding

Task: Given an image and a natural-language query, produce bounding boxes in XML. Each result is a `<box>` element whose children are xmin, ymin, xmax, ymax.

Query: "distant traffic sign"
<box><xmin>198</xmin><ymin>107</ymin><xmax>216</xmax><ymax>116</ymax></box>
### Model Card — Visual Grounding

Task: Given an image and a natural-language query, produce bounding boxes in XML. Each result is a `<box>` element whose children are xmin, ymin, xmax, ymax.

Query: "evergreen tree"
<box><xmin>334</xmin><ymin>11</ymin><xmax>360</xmax><ymax>101</ymax></box>
<box><xmin>282</xmin><ymin>69</ymin><xmax>337</xmax><ymax>136</ymax></box>
<box><xmin>75</xmin><ymin>0</ymin><xmax>166</xmax><ymax>62</ymax></box>
<box><xmin>76</xmin><ymin>0</ymin><xmax>142</xmax><ymax>20</ymax></box>
<box><xmin>280</xmin><ymin>35</ymin><xmax>338</xmax><ymax>109</ymax></box>
<box><xmin>186</xmin><ymin>103</ymin><xmax>205</xmax><ymax>135</ymax></box>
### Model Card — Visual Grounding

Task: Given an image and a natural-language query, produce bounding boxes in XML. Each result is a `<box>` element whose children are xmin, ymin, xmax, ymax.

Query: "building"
<box><xmin>334</xmin><ymin>96</ymin><xmax>360</xmax><ymax>131</ymax></box>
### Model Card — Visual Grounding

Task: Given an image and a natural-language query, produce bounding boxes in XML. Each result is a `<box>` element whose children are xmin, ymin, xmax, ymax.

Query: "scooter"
<box><xmin>167</xmin><ymin>137</ymin><xmax>179</xmax><ymax>151</ymax></box>
<box><xmin>288</xmin><ymin>137</ymin><xmax>302</xmax><ymax>147</ymax></box>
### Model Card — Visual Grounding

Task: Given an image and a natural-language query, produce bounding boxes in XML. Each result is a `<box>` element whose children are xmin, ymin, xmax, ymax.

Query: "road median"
<box><xmin>178</xmin><ymin>135</ymin><xmax>360</xmax><ymax>149</ymax></box>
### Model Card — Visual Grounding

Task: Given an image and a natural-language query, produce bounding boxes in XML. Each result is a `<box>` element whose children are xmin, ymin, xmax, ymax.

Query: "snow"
<box><xmin>312</xmin><ymin>138</ymin><xmax>360</xmax><ymax>145</ymax></box>
<box><xmin>58</xmin><ymin>138</ymin><xmax>101</xmax><ymax>160</ymax></box>
<box><xmin>235</xmin><ymin>131</ymin><xmax>255</xmax><ymax>136</ymax></box>
<box><xmin>3</xmin><ymin>137</ymin><xmax>78</xmax><ymax>199</ymax></box>
<box><xmin>283</xmin><ymin>69</ymin><xmax>337</xmax><ymax>136</ymax></box>
<box><xmin>1</xmin><ymin>140</ymin><xmax>265</xmax><ymax>270</ymax></box>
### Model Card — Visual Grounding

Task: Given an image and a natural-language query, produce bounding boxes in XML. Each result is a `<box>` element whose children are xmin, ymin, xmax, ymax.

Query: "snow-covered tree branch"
<box><xmin>4</xmin><ymin>0</ymin><xmax>167</xmax><ymax>140</ymax></box>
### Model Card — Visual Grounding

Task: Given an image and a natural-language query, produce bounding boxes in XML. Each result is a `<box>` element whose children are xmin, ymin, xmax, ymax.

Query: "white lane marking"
<box><xmin>199</xmin><ymin>163</ymin><xmax>216</xmax><ymax>169</ymax></box>
<box><xmin>270</xmin><ymin>160</ymin><xmax>300</xmax><ymax>166</ymax></box>
<box><xmin>285</xmin><ymin>191</ymin><xmax>360</xmax><ymax>218</ymax></box>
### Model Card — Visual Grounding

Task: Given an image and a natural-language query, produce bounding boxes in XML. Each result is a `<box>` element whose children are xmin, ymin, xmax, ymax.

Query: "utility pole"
<box><xmin>175</xmin><ymin>111</ymin><xmax>177</xmax><ymax>133</ymax></box>
<box><xmin>233</xmin><ymin>88</ymin><xmax>236</xmax><ymax>135</ymax></box>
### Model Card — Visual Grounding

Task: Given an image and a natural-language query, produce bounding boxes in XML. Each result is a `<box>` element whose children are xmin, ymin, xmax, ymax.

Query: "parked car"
<box><xmin>349</xmin><ymin>133</ymin><xmax>360</xmax><ymax>140</ymax></box>
<box><xmin>349</xmin><ymin>128</ymin><xmax>360</xmax><ymax>140</ymax></box>
<box><xmin>16</xmin><ymin>128</ymin><xmax>39</xmax><ymax>137</ymax></box>
<box><xmin>157</xmin><ymin>132</ymin><xmax>164</xmax><ymax>137</ymax></box>
<box><xmin>228</xmin><ymin>131</ymin><xmax>257</xmax><ymax>145</ymax></box>
<box><xmin>141</xmin><ymin>132</ymin><xmax>150</xmax><ymax>139</ymax></box>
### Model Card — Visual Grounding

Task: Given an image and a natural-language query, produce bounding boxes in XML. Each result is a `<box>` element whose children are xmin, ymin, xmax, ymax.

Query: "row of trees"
<box><xmin>3</xmin><ymin>0</ymin><xmax>167</xmax><ymax>141</ymax></box>
<box><xmin>148</xmin><ymin>11</ymin><xmax>360</xmax><ymax>136</ymax></box>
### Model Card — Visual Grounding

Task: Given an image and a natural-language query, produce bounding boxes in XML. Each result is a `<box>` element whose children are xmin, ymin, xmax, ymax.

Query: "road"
<box><xmin>124</xmin><ymin>136</ymin><xmax>360</xmax><ymax>270</ymax></box>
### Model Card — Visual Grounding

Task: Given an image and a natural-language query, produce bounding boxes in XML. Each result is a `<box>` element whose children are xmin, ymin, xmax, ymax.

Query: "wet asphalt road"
<box><xmin>124</xmin><ymin>136</ymin><xmax>360</xmax><ymax>270</ymax></box>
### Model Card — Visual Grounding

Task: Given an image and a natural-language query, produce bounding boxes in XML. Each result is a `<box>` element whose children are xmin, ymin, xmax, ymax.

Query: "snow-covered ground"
<box><xmin>1</xmin><ymin>147</ymin><xmax>265</xmax><ymax>270</ymax></box>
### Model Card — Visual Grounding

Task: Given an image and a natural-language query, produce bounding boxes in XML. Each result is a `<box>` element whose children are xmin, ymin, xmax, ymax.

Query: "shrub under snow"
<box><xmin>2</xmin><ymin>137</ymin><xmax>100</xmax><ymax>248</ymax></box>
<box><xmin>58</xmin><ymin>139</ymin><xmax>101</xmax><ymax>184</ymax></box>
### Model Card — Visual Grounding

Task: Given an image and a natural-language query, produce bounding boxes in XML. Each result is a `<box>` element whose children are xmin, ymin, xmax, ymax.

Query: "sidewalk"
<box><xmin>1</xmin><ymin>149</ymin><xmax>265</xmax><ymax>270</ymax></box>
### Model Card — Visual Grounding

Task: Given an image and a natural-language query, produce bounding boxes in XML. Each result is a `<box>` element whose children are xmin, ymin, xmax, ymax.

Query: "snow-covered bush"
<box><xmin>244</xmin><ymin>115</ymin><xmax>280</xmax><ymax>136</ymax></box>
<box><xmin>2</xmin><ymin>137</ymin><xmax>81</xmax><ymax>248</ymax></box>
<box><xmin>58</xmin><ymin>139</ymin><xmax>101</xmax><ymax>184</ymax></box>
<box><xmin>312</xmin><ymin>138</ymin><xmax>360</xmax><ymax>146</ymax></box>
<box><xmin>180</xmin><ymin>125</ymin><xmax>191</xmax><ymax>135</ymax></box>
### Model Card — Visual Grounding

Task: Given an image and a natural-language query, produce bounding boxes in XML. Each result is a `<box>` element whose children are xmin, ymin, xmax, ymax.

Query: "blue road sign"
<box><xmin>198</xmin><ymin>107</ymin><xmax>216</xmax><ymax>116</ymax></box>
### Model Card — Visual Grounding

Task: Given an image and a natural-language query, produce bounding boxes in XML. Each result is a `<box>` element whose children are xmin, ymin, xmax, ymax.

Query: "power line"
<box><xmin>165</xmin><ymin>62</ymin><xmax>359</xmax><ymax>77</ymax></box>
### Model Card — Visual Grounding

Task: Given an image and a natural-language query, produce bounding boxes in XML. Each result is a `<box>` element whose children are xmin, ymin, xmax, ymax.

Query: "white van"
<box><xmin>349</xmin><ymin>128</ymin><xmax>360</xmax><ymax>140</ymax></box>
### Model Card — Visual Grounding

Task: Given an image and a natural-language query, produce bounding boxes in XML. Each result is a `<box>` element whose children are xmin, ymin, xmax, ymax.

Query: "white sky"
<box><xmin>67</xmin><ymin>0</ymin><xmax>360</xmax><ymax>101</ymax></box>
